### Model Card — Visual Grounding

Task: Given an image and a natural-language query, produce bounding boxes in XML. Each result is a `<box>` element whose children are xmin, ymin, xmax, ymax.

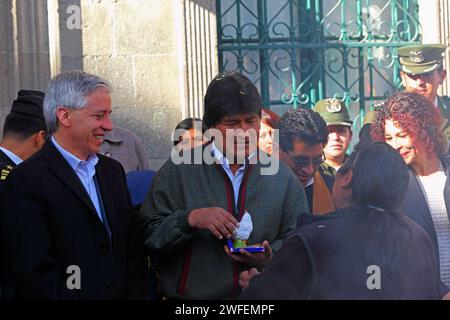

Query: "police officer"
<box><xmin>314</xmin><ymin>98</ymin><xmax>353</xmax><ymax>175</ymax></box>
<box><xmin>397</xmin><ymin>44</ymin><xmax>450</xmax><ymax>150</ymax></box>
<box><xmin>0</xmin><ymin>90</ymin><xmax>47</xmax><ymax>192</ymax></box>
<box><xmin>0</xmin><ymin>90</ymin><xmax>47</xmax><ymax>299</ymax></box>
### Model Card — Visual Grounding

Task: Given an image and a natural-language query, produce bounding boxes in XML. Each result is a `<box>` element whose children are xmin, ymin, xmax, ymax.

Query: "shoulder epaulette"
<box><xmin>0</xmin><ymin>164</ymin><xmax>13</xmax><ymax>181</ymax></box>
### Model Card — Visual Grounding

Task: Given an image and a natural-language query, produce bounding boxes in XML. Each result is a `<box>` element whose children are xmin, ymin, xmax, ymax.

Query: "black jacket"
<box><xmin>0</xmin><ymin>149</ymin><xmax>16</xmax><ymax>298</ymax></box>
<box><xmin>402</xmin><ymin>156</ymin><xmax>450</xmax><ymax>297</ymax></box>
<box><xmin>0</xmin><ymin>140</ymin><xmax>149</xmax><ymax>299</ymax></box>
<box><xmin>242</xmin><ymin>207</ymin><xmax>441</xmax><ymax>300</ymax></box>
<box><xmin>0</xmin><ymin>149</ymin><xmax>16</xmax><ymax>194</ymax></box>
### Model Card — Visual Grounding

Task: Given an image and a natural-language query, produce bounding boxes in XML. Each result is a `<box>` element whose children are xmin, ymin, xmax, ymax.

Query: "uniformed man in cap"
<box><xmin>0</xmin><ymin>90</ymin><xmax>47</xmax><ymax>192</ymax></box>
<box><xmin>0</xmin><ymin>89</ymin><xmax>47</xmax><ymax>299</ymax></box>
<box><xmin>397</xmin><ymin>44</ymin><xmax>450</xmax><ymax>149</ymax></box>
<box><xmin>314</xmin><ymin>98</ymin><xmax>353</xmax><ymax>175</ymax></box>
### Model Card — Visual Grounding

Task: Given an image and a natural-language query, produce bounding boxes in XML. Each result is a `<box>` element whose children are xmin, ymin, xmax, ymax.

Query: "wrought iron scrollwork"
<box><xmin>217</xmin><ymin>0</ymin><xmax>421</xmax><ymax>121</ymax></box>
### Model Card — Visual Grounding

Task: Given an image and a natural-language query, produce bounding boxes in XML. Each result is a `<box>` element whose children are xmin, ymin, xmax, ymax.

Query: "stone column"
<box><xmin>48</xmin><ymin>0</ymin><xmax>83</xmax><ymax>72</ymax></box>
<box><xmin>0</xmin><ymin>0</ymin><xmax>51</xmax><ymax>135</ymax></box>
<box><xmin>418</xmin><ymin>0</ymin><xmax>450</xmax><ymax>95</ymax></box>
<box><xmin>0</xmin><ymin>0</ymin><xmax>16</xmax><ymax>124</ymax></box>
<box><xmin>437</xmin><ymin>0</ymin><xmax>450</xmax><ymax>96</ymax></box>
<box><xmin>184</xmin><ymin>0</ymin><xmax>218</xmax><ymax>119</ymax></box>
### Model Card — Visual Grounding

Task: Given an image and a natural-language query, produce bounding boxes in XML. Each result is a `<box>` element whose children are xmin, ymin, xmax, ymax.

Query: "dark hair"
<box><xmin>261</xmin><ymin>108</ymin><xmax>280</xmax><ymax>129</ymax></box>
<box><xmin>173</xmin><ymin>117</ymin><xmax>206</xmax><ymax>146</ymax></box>
<box><xmin>203</xmin><ymin>72</ymin><xmax>262</xmax><ymax>128</ymax></box>
<box><xmin>2</xmin><ymin>113</ymin><xmax>47</xmax><ymax>140</ymax></box>
<box><xmin>278</xmin><ymin>108</ymin><xmax>328</xmax><ymax>152</ymax></box>
<box><xmin>371</xmin><ymin>92</ymin><xmax>444</xmax><ymax>157</ymax></box>
<box><xmin>339</xmin><ymin>142</ymin><xmax>414</xmax><ymax>297</ymax></box>
<box><xmin>338</xmin><ymin>142</ymin><xmax>409</xmax><ymax>211</ymax></box>
<box><xmin>353</xmin><ymin>123</ymin><xmax>373</xmax><ymax>153</ymax></box>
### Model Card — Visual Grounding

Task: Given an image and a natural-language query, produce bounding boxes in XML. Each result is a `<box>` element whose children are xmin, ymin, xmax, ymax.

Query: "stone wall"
<box><xmin>77</xmin><ymin>0</ymin><xmax>189</xmax><ymax>169</ymax></box>
<box><xmin>0</xmin><ymin>0</ymin><xmax>218</xmax><ymax>170</ymax></box>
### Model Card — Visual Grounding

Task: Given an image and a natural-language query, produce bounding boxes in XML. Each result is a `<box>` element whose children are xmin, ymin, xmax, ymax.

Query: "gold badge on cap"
<box><xmin>326</xmin><ymin>98</ymin><xmax>341</xmax><ymax>113</ymax></box>
<box><xmin>410</xmin><ymin>50</ymin><xmax>424</xmax><ymax>63</ymax></box>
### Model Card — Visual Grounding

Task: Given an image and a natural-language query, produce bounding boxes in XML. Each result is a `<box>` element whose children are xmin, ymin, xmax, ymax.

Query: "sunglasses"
<box><xmin>285</xmin><ymin>150</ymin><xmax>325</xmax><ymax>168</ymax></box>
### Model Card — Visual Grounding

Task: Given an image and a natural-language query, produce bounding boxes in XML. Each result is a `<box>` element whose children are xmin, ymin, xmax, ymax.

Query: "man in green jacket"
<box><xmin>139</xmin><ymin>72</ymin><xmax>309</xmax><ymax>299</ymax></box>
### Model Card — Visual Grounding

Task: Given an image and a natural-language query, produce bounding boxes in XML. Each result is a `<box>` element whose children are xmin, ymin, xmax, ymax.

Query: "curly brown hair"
<box><xmin>371</xmin><ymin>92</ymin><xmax>444</xmax><ymax>157</ymax></box>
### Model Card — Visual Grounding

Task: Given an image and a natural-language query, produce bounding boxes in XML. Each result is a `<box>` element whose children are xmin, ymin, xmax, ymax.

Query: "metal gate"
<box><xmin>217</xmin><ymin>0</ymin><xmax>421</xmax><ymax>127</ymax></box>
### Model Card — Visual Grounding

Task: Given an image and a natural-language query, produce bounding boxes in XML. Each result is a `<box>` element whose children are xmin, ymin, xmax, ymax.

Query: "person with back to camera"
<box><xmin>240</xmin><ymin>142</ymin><xmax>441</xmax><ymax>299</ymax></box>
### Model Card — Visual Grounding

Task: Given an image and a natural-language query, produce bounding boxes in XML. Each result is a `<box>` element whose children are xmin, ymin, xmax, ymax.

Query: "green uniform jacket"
<box><xmin>319</xmin><ymin>161</ymin><xmax>336</xmax><ymax>178</ymax></box>
<box><xmin>139</xmin><ymin>145</ymin><xmax>309</xmax><ymax>299</ymax></box>
<box><xmin>438</xmin><ymin>96</ymin><xmax>450</xmax><ymax>153</ymax></box>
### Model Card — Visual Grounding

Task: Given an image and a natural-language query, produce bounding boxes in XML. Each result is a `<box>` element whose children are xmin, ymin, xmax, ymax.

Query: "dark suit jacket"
<box><xmin>402</xmin><ymin>156</ymin><xmax>450</xmax><ymax>297</ymax></box>
<box><xmin>0</xmin><ymin>149</ymin><xmax>16</xmax><ymax>298</ymax></box>
<box><xmin>0</xmin><ymin>140</ymin><xmax>149</xmax><ymax>299</ymax></box>
<box><xmin>0</xmin><ymin>149</ymin><xmax>16</xmax><ymax>194</ymax></box>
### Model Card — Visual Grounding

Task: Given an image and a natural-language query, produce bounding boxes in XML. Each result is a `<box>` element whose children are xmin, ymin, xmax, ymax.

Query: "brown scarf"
<box><xmin>312</xmin><ymin>171</ymin><xmax>335</xmax><ymax>215</ymax></box>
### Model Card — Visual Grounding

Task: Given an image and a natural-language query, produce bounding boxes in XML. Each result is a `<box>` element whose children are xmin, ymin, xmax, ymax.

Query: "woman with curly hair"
<box><xmin>372</xmin><ymin>91</ymin><xmax>450</xmax><ymax>299</ymax></box>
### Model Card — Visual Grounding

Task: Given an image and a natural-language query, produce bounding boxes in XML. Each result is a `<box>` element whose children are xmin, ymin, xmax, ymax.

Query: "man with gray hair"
<box><xmin>0</xmin><ymin>70</ymin><xmax>148</xmax><ymax>299</ymax></box>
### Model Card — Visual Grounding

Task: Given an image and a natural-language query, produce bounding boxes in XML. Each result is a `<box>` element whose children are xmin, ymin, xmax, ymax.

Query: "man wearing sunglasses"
<box><xmin>278</xmin><ymin>109</ymin><xmax>335</xmax><ymax>215</ymax></box>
